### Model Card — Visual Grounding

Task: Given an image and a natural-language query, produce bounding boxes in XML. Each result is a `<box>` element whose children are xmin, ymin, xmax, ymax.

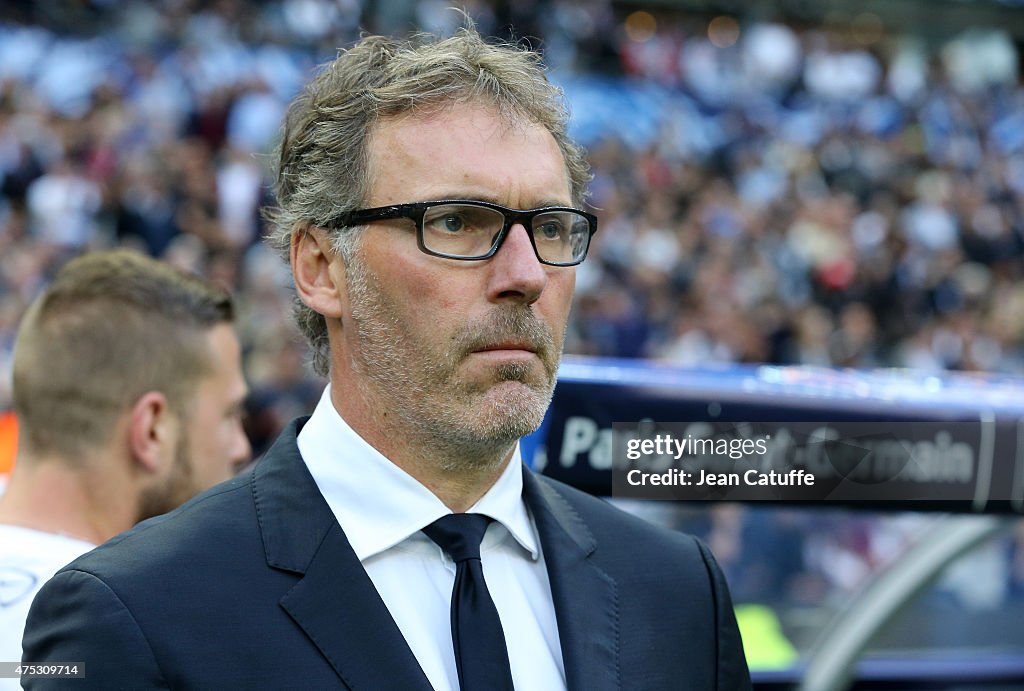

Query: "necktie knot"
<box><xmin>423</xmin><ymin>513</ymin><xmax>492</xmax><ymax>562</ymax></box>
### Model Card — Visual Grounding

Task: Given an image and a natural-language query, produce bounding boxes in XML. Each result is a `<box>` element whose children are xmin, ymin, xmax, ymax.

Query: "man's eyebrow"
<box><xmin>532</xmin><ymin>199</ymin><xmax>577</xmax><ymax>209</ymax></box>
<box><xmin>426</xmin><ymin>194</ymin><xmax>576</xmax><ymax>208</ymax></box>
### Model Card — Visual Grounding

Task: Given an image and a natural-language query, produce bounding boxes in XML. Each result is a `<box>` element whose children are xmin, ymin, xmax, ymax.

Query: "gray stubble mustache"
<box><xmin>458</xmin><ymin>307</ymin><xmax>559</xmax><ymax>372</ymax></box>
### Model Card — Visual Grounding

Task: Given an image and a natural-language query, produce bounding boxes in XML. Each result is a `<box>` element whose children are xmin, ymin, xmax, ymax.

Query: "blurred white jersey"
<box><xmin>0</xmin><ymin>526</ymin><xmax>94</xmax><ymax>689</ymax></box>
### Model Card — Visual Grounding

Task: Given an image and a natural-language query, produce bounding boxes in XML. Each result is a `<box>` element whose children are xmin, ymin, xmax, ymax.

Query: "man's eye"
<box><xmin>537</xmin><ymin>222</ymin><xmax>563</xmax><ymax>240</ymax></box>
<box><xmin>425</xmin><ymin>212</ymin><xmax>470</xmax><ymax>234</ymax></box>
<box><xmin>441</xmin><ymin>215</ymin><xmax>465</xmax><ymax>233</ymax></box>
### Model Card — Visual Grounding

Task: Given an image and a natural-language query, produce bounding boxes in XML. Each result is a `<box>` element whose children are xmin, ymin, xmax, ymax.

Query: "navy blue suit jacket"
<box><xmin>23</xmin><ymin>419</ymin><xmax>751</xmax><ymax>690</ymax></box>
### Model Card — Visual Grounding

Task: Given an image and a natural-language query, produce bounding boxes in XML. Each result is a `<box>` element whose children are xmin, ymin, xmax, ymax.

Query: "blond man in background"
<box><xmin>0</xmin><ymin>250</ymin><xmax>250</xmax><ymax>681</ymax></box>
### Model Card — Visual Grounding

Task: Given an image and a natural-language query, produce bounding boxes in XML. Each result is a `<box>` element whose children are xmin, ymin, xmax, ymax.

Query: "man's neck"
<box><xmin>402</xmin><ymin>447</ymin><xmax>515</xmax><ymax>513</ymax></box>
<box><xmin>0</xmin><ymin>457</ymin><xmax>132</xmax><ymax>545</ymax></box>
<box><xmin>331</xmin><ymin>385</ymin><xmax>515</xmax><ymax>512</ymax></box>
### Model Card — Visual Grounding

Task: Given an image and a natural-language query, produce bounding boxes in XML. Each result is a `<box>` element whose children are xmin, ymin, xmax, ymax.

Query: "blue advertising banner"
<box><xmin>523</xmin><ymin>357</ymin><xmax>1024</xmax><ymax>513</ymax></box>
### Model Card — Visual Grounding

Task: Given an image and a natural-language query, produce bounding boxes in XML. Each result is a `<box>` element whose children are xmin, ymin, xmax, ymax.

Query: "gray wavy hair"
<box><xmin>264</xmin><ymin>27</ymin><xmax>591</xmax><ymax>376</ymax></box>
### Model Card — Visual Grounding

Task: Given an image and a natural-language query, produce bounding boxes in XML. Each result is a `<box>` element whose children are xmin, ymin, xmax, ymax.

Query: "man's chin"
<box><xmin>444</xmin><ymin>357</ymin><xmax>557</xmax><ymax>436</ymax></box>
<box><xmin>480</xmin><ymin>381</ymin><xmax>552</xmax><ymax>428</ymax></box>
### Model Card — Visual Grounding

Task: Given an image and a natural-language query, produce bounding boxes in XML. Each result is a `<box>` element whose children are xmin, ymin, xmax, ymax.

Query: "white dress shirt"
<box><xmin>298</xmin><ymin>385</ymin><xmax>566</xmax><ymax>691</ymax></box>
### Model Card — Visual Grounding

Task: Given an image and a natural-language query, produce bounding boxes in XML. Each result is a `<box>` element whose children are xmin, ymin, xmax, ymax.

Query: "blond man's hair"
<box><xmin>13</xmin><ymin>250</ymin><xmax>234</xmax><ymax>461</ymax></box>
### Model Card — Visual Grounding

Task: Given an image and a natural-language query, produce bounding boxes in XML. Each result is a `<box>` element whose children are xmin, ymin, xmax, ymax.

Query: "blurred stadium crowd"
<box><xmin>2</xmin><ymin>0</ymin><xmax>1024</xmax><ymax>650</ymax></box>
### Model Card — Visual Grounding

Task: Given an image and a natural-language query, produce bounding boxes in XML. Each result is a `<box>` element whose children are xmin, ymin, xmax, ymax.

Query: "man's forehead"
<box><xmin>364</xmin><ymin>102</ymin><xmax>571</xmax><ymax>204</ymax></box>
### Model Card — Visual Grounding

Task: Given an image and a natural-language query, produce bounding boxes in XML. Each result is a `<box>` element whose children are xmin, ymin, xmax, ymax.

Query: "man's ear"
<box><xmin>292</xmin><ymin>224</ymin><xmax>346</xmax><ymax>319</ymax></box>
<box><xmin>127</xmin><ymin>391</ymin><xmax>174</xmax><ymax>475</ymax></box>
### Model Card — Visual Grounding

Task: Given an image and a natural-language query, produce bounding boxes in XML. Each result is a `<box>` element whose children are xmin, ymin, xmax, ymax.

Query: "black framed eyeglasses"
<box><xmin>328</xmin><ymin>199</ymin><xmax>598</xmax><ymax>267</ymax></box>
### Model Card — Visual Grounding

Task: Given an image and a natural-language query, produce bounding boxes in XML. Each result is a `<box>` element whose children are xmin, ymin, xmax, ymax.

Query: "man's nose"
<box><xmin>485</xmin><ymin>224</ymin><xmax>547</xmax><ymax>305</ymax></box>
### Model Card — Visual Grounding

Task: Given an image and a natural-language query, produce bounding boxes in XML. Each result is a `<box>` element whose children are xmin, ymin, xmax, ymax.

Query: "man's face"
<box><xmin>139</xmin><ymin>323</ymin><xmax>250</xmax><ymax>520</ymax></box>
<box><xmin>335</xmin><ymin>102</ymin><xmax>577</xmax><ymax>463</ymax></box>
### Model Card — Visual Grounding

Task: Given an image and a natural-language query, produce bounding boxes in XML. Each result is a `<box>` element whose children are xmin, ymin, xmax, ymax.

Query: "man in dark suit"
<box><xmin>23</xmin><ymin>27</ymin><xmax>750</xmax><ymax>690</ymax></box>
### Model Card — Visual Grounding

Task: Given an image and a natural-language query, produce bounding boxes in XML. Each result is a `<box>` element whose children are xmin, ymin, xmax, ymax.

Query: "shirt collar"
<box><xmin>297</xmin><ymin>385</ymin><xmax>539</xmax><ymax>562</ymax></box>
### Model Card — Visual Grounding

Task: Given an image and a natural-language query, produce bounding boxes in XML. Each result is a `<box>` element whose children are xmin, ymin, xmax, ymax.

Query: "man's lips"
<box><xmin>474</xmin><ymin>341</ymin><xmax>537</xmax><ymax>352</ymax></box>
<box><xmin>471</xmin><ymin>342</ymin><xmax>539</xmax><ymax>356</ymax></box>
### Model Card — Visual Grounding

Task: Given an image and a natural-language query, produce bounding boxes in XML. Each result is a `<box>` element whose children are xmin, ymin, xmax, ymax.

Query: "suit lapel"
<box><xmin>523</xmin><ymin>469</ymin><xmax>620</xmax><ymax>691</ymax></box>
<box><xmin>254</xmin><ymin>420</ymin><xmax>432</xmax><ymax>691</ymax></box>
<box><xmin>279</xmin><ymin>525</ymin><xmax>434</xmax><ymax>690</ymax></box>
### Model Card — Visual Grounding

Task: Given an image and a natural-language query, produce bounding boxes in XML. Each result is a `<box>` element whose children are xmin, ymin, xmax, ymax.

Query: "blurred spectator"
<box><xmin>25</xmin><ymin>154</ymin><xmax>102</xmax><ymax>251</ymax></box>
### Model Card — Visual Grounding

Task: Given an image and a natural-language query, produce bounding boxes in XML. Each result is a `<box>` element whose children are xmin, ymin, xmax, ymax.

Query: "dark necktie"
<box><xmin>422</xmin><ymin>513</ymin><xmax>515</xmax><ymax>691</ymax></box>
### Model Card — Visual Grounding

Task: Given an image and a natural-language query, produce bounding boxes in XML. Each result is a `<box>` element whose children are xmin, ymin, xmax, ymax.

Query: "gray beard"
<box><xmin>344</xmin><ymin>258</ymin><xmax>561</xmax><ymax>473</ymax></box>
